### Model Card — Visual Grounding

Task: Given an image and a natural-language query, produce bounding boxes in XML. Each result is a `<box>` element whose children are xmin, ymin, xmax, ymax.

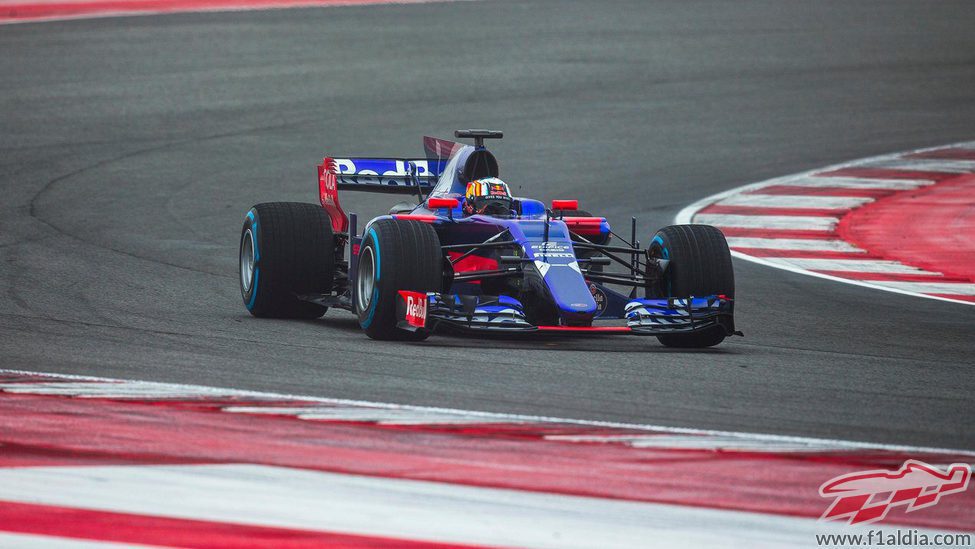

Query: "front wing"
<box><xmin>395</xmin><ymin>291</ymin><xmax>736</xmax><ymax>336</ymax></box>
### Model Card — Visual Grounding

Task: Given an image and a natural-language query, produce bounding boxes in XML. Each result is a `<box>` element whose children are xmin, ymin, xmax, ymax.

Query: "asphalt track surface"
<box><xmin>2</xmin><ymin>0</ymin><xmax>974</xmax><ymax>450</ymax></box>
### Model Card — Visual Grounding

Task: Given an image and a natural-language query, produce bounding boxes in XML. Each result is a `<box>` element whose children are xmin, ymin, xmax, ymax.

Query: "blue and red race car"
<box><xmin>239</xmin><ymin>130</ymin><xmax>740</xmax><ymax>347</ymax></box>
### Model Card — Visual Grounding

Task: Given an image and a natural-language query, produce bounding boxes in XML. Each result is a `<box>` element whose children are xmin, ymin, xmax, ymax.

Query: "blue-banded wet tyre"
<box><xmin>355</xmin><ymin>218</ymin><xmax>443</xmax><ymax>341</ymax></box>
<box><xmin>239</xmin><ymin>202</ymin><xmax>334</xmax><ymax>319</ymax></box>
<box><xmin>647</xmin><ymin>224</ymin><xmax>734</xmax><ymax>348</ymax></box>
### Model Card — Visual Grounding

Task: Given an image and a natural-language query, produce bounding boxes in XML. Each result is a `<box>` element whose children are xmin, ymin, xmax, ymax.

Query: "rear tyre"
<box><xmin>647</xmin><ymin>224</ymin><xmax>734</xmax><ymax>348</ymax></box>
<box><xmin>356</xmin><ymin>218</ymin><xmax>443</xmax><ymax>341</ymax></box>
<box><xmin>239</xmin><ymin>202</ymin><xmax>334</xmax><ymax>319</ymax></box>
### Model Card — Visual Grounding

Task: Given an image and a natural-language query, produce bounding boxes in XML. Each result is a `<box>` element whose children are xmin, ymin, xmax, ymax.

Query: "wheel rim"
<box><xmin>647</xmin><ymin>242</ymin><xmax>671</xmax><ymax>298</ymax></box>
<box><xmin>357</xmin><ymin>245</ymin><xmax>376</xmax><ymax>312</ymax></box>
<box><xmin>240</xmin><ymin>228</ymin><xmax>255</xmax><ymax>292</ymax></box>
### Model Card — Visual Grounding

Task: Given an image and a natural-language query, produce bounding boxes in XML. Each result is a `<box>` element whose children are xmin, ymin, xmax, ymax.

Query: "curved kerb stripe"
<box><xmin>677</xmin><ymin>141</ymin><xmax>975</xmax><ymax>306</ymax></box>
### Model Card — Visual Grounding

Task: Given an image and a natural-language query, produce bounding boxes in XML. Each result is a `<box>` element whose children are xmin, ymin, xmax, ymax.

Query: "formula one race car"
<box><xmin>238</xmin><ymin>130</ymin><xmax>740</xmax><ymax>347</ymax></box>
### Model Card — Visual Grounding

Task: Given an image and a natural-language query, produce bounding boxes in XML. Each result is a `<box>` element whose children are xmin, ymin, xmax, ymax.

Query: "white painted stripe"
<box><xmin>694</xmin><ymin>214</ymin><xmax>838</xmax><ymax>231</ymax></box>
<box><xmin>544</xmin><ymin>434</ymin><xmax>862</xmax><ymax>453</ymax></box>
<box><xmin>870</xmin><ymin>158</ymin><xmax>975</xmax><ymax>173</ymax></box>
<box><xmin>223</xmin><ymin>405</ymin><xmax>504</xmax><ymax>424</ymax></box>
<box><xmin>869</xmin><ymin>281</ymin><xmax>975</xmax><ymax>296</ymax></box>
<box><xmin>716</xmin><ymin>194</ymin><xmax>872</xmax><ymax>209</ymax></box>
<box><xmin>725</xmin><ymin>237</ymin><xmax>865</xmax><ymax>252</ymax></box>
<box><xmin>0</xmin><ymin>464</ymin><xmax>962</xmax><ymax>548</ymax></box>
<box><xmin>0</xmin><ymin>381</ymin><xmax>284</xmax><ymax>400</ymax></box>
<box><xmin>0</xmin><ymin>532</ymin><xmax>146</xmax><ymax>549</ymax></box>
<box><xmin>791</xmin><ymin>176</ymin><xmax>934</xmax><ymax>189</ymax></box>
<box><xmin>5</xmin><ymin>368</ymin><xmax>974</xmax><ymax>456</ymax></box>
<box><xmin>730</xmin><ymin>250</ymin><xmax>975</xmax><ymax>307</ymax></box>
<box><xmin>761</xmin><ymin>258</ymin><xmax>941</xmax><ymax>275</ymax></box>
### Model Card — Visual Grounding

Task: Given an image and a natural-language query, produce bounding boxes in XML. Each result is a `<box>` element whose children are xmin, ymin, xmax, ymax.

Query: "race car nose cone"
<box><xmin>542</xmin><ymin>264</ymin><xmax>598</xmax><ymax>325</ymax></box>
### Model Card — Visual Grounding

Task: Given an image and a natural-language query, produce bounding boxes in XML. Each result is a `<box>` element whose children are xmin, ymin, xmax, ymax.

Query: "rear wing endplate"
<box><xmin>317</xmin><ymin>156</ymin><xmax>450</xmax><ymax>233</ymax></box>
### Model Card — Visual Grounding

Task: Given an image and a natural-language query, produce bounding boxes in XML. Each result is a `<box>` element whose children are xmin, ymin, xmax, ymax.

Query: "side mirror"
<box><xmin>551</xmin><ymin>199</ymin><xmax>578</xmax><ymax>211</ymax></box>
<box><xmin>428</xmin><ymin>197</ymin><xmax>459</xmax><ymax>209</ymax></box>
<box><xmin>428</xmin><ymin>197</ymin><xmax>459</xmax><ymax>221</ymax></box>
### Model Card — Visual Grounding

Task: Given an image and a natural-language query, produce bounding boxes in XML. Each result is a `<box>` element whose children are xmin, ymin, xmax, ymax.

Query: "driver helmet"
<box><xmin>464</xmin><ymin>177</ymin><xmax>514</xmax><ymax>216</ymax></box>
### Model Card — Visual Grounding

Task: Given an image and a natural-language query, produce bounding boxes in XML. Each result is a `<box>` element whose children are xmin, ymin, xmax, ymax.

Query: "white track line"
<box><xmin>677</xmin><ymin>140</ymin><xmax>975</xmax><ymax>307</ymax></box>
<box><xmin>0</xmin><ymin>381</ymin><xmax>252</xmax><ymax>399</ymax></box>
<box><xmin>724</xmin><ymin>237</ymin><xmax>865</xmax><ymax>252</ymax></box>
<box><xmin>546</xmin><ymin>434</ymin><xmax>864</xmax><ymax>453</ymax></box>
<box><xmin>3</xmin><ymin>369</ymin><xmax>974</xmax><ymax>456</ymax></box>
<box><xmin>782</xmin><ymin>176</ymin><xmax>935</xmax><ymax>189</ymax></box>
<box><xmin>868</xmin><ymin>281</ymin><xmax>975</xmax><ymax>296</ymax></box>
<box><xmin>758</xmin><ymin>258</ymin><xmax>942</xmax><ymax>275</ymax></box>
<box><xmin>863</xmin><ymin>158</ymin><xmax>975</xmax><ymax>173</ymax></box>
<box><xmin>0</xmin><ymin>464</ymin><xmax>963</xmax><ymax>549</ymax></box>
<box><xmin>727</xmin><ymin>252</ymin><xmax>974</xmax><ymax>307</ymax></box>
<box><xmin>693</xmin><ymin>214</ymin><xmax>838</xmax><ymax>230</ymax></box>
<box><xmin>0</xmin><ymin>533</ymin><xmax>147</xmax><ymax>549</ymax></box>
<box><xmin>223</xmin><ymin>405</ymin><xmax>508</xmax><ymax>424</ymax></box>
<box><xmin>715</xmin><ymin>194</ymin><xmax>872</xmax><ymax>209</ymax></box>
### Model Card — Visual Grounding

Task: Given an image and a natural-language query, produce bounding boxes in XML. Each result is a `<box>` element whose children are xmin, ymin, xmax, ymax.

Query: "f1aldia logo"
<box><xmin>819</xmin><ymin>460</ymin><xmax>971</xmax><ymax>525</ymax></box>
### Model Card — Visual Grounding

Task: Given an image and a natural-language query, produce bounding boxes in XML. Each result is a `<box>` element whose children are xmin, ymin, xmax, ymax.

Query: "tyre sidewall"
<box><xmin>240</xmin><ymin>209</ymin><xmax>262</xmax><ymax>312</ymax></box>
<box><xmin>356</xmin><ymin>226</ymin><xmax>385</xmax><ymax>331</ymax></box>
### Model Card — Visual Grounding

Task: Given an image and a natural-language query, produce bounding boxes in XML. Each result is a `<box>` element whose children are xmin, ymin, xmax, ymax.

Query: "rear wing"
<box><xmin>317</xmin><ymin>156</ymin><xmax>450</xmax><ymax>233</ymax></box>
<box><xmin>324</xmin><ymin>157</ymin><xmax>449</xmax><ymax>192</ymax></box>
<box><xmin>317</xmin><ymin>136</ymin><xmax>466</xmax><ymax>233</ymax></box>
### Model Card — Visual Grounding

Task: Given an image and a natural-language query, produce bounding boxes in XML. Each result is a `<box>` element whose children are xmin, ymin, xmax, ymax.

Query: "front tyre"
<box><xmin>647</xmin><ymin>224</ymin><xmax>734</xmax><ymax>348</ymax></box>
<box><xmin>240</xmin><ymin>202</ymin><xmax>334</xmax><ymax>319</ymax></box>
<box><xmin>356</xmin><ymin>218</ymin><xmax>443</xmax><ymax>340</ymax></box>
